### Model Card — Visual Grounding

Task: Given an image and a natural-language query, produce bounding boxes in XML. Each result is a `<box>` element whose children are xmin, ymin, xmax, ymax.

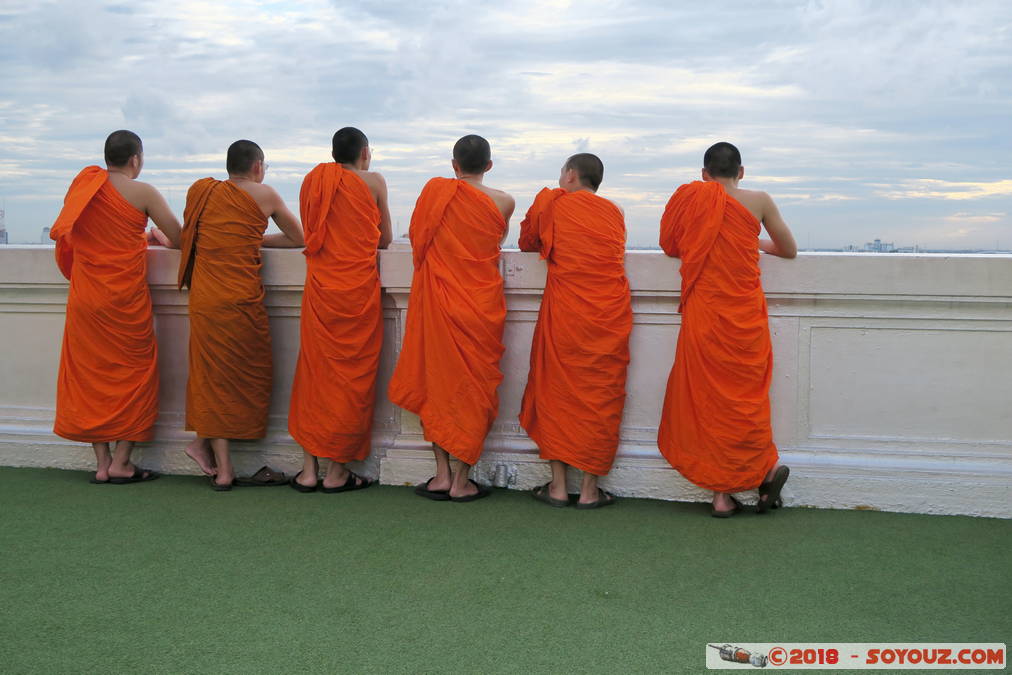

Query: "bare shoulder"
<box><xmin>486</xmin><ymin>185</ymin><xmax>515</xmax><ymax>208</ymax></box>
<box><xmin>357</xmin><ymin>169</ymin><xmax>387</xmax><ymax>192</ymax></box>
<box><xmin>728</xmin><ymin>186</ymin><xmax>771</xmax><ymax>220</ymax></box>
<box><xmin>107</xmin><ymin>174</ymin><xmax>152</xmax><ymax>211</ymax></box>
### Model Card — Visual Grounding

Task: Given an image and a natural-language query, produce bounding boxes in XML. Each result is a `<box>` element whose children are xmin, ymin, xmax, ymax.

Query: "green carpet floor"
<box><xmin>0</xmin><ymin>467</ymin><xmax>1008</xmax><ymax>674</ymax></box>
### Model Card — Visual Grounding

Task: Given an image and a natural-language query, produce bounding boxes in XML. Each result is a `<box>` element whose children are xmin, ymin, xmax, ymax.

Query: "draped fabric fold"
<box><xmin>657</xmin><ymin>181</ymin><xmax>778</xmax><ymax>493</ymax></box>
<box><xmin>51</xmin><ymin>166</ymin><xmax>158</xmax><ymax>442</ymax></box>
<box><xmin>388</xmin><ymin>178</ymin><xmax>507</xmax><ymax>464</ymax></box>
<box><xmin>518</xmin><ymin>188</ymin><xmax>632</xmax><ymax>475</ymax></box>
<box><xmin>288</xmin><ymin>163</ymin><xmax>382</xmax><ymax>462</ymax></box>
<box><xmin>179</xmin><ymin>178</ymin><xmax>272</xmax><ymax>439</ymax></box>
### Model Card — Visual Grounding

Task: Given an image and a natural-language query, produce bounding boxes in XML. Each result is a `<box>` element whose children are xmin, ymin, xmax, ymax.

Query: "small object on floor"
<box><xmin>321</xmin><ymin>471</ymin><xmax>374</xmax><ymax>494</ymax></box>
<box><xmin>449</xmin><ymin>480</ymin><xmax>491</xmax><ymax>503</ymax></box>
<box><xmin>89</xmin><ymin>474</ymin><xmax>109</xmax><ymax>485</ymax></box>
<box><xmin>531</xmin><ymin>482</ymin><xmax>569</xmax><ymax>508</ymax></box>
<box><xmin>414</xmin><ymin>476</ymin><xmax>451</xmax><ymax>501</ymax></box>
<box><xmin>107</xmin><ymin>468</ymin><xmax>160</xmax><ymax>485</ymax></box>
<box><xmin>210</xmin><ymin>476</ymin><xmax>236</xmax><ymax>492</ymax></box>
<box><xmin>711</xmin><ymin>495</ymin><xmax>742</xmax><ymax>518</ymax></box>
<box><xmin>575</xmin><ymin>488</ymin><xmax>616</xmax><ymax>510</ymax></box>
<box><xmin>235</xmin><ymin>465</ymin><xmax>288</xmax><ymax>487</ymax></box>
<box><xmin>756</xmin><ymin>465</ymin><xmax>790</xmax><ymax>514</ymax></box>
<box><xmin>289</xmin><ymin>470</ymin><xmax>317</xmax><ymax>493</ymax></box>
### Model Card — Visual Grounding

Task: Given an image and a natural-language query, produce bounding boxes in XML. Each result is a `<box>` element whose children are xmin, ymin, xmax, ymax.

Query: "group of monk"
<box><xmin>50</xmin><ymin>128</ymin><xmax>796</xmax><ymax>517</ymax></box>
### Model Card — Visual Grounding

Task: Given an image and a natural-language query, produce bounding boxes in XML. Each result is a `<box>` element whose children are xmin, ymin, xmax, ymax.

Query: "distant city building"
<box><xmin>41</xmin><ymin>227</ymin><xmax>51</xmax><ymax>244</ymax></box>
<box><xmin>0</xmin><ymin>207</ymin><xmax>6</xmax><ymax>245</ymax></box>
<box><xmin>863</xmin><ymin>238</ymin><xmax>895</xmax><ymax>253</ymax></box>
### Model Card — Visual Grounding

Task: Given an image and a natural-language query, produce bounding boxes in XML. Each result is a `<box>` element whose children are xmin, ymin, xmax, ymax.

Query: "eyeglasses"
<box><xmin>263</xmin><ymin>161</ymin><xmax>270</xmax><ymax>173</ymax></box>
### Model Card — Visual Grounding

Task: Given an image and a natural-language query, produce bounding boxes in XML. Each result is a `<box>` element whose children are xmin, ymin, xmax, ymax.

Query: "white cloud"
<box><xmin>0</xmin><ymin>0</ymin><xmax>1010</xmax><ymax>251</ymax></box>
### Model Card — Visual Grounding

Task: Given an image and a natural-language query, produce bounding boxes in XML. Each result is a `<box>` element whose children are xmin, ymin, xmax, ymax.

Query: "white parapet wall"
<box><xmin>1</xmin><ymin>243</ymin><xmax>1009</xmax><ymax>517</ymax></box>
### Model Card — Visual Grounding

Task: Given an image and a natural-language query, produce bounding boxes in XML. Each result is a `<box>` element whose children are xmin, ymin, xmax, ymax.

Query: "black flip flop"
<box><xmin>575</xmin><ymin>488</ymin><xmax>616</xmax><ymax>510</ymax></box>
<box><xmin>450</xmin><ymin>480</ymin><xmax>491</xmax><ymax>503</ymax></box>
<box><xmin>89</xmin><ymin>474</ymin><xmax>109</xmax><ymax>485</ymax></box>
<box><xmin>757</xmin><ymin>466</ymin><xmax>790</xmax><ymax>514</ymax></box>
<box><xmin>235</xmin><ymin>465</ymin><xmax>288</xmax><ymax>487</ymax></box>
<box><xmin>321</xmin><ymin>471</ymin><xmax>374</xmax><ymax>494</ymax></box>
<box><xmin>210</xmin><ymin>476</ymin><xmax>236</xmax><ymax>492</ymax></box>
<box><xmin>289</xmin><ymin>470</ymin><xmax>317</xmax><ymax>493</ymax></box>
<box><xmin>414</xmin><ymin>477</ymin><xmax>451</xmax><ymax>501</ymax></box>
<box><xmin>107</xmin><ymin>468</ymin><xmax>160</xmax><ymax>485</ymax></box>
<box><xmin>531</xmin><ymin>482</ymin><xmax>569</xmax><ymax>508</ymax></box>
<box><xmin>711</xmin><ymin>495</ymin><xmax>742</xmax><ymax>518</ymax></box>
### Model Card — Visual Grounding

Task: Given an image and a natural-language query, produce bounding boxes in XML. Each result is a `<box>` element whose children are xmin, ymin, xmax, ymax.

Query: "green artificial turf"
<box><xmin>0</xmin><ymin>467</ymin><xmax>1008</xmax><ymax>674</ymax></box>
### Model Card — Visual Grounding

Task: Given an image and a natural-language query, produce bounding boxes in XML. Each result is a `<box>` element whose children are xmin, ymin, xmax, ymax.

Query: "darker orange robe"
<box><xmin>51</xmin><ymin>166</ymin><xmax>158</xmax><ymax>442</ymax></box>
<box><xmin>179</xmin><ymin>178</ymin><xmax>271</xmax><ymax>439</ymax></box>
<box><xmin>387</xmin><ymin>178</ymin><xmax>507</xmax><ymax>464</ymax></box>
<box><xmin>657</xmin><ymin>181</ymin><xmax>778</xmax><ymax>493</ymax></box>
<box><xmin>289</xmin><ymin>164</ymin><xmax>382</xmax><ymax>462</ymax></box>
<box><xmin>518</xmin><ymin>189</ymin><xmax>632</xmax><ymax>475</ymax></box>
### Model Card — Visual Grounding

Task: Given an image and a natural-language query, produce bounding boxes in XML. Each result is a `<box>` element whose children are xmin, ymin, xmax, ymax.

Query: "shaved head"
<box><xmin>703</xmin><ymin>142</ymin><xmax>742</xmax><ymax>178</ymax></box>
<box><xmin>453</xmin><ymin>134</ymin><xmax>491</xmax><ymax>174</ymax></box>
<box><xmin>104</xmin><ymin>130</ymin><xmax>142</xmax><ymax>167</ymax></box>
<box><xmin>332</xmin><ymin>127</ymin><xmax>368</xmax><ymax>164</ymax></box>
<box><xmin>226</xmin><ymin>139</ymin><xmax>264</xmax><ymax>175</ymax></box>
<box><xmin>564</xmin><ymin>153</ymin><xmax>604</xmax><ymax>191</ymax></box>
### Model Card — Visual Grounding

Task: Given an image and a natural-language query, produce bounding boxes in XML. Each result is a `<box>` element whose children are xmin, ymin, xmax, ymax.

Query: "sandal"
<box><xmin>235</xmin><ymin>465</ymin><xmax>288</xmax><ymax>487</ymax></box>
<box><xmin>210</xmin><ymin>476</ymin><xmax>236</xmax><ymax>492</ymax></box>
<box><xmin>575</xmin><ymin>488</ymin><xmax>616</xmax><ymax>510</ymax></box>
<box><xmin>449</xmin><ymin>480</ymin><xmax>491</xmax><ymax>502</ymax></box>
<box><xmin>757</xmin><ymin>466</ymin><xmax>790</xmax><ymax>514</ymax></box>
<box><xmin>414</xmin><ymin>477</ymin><xmax>451</xmax><ymax>501</ymax></box>
<box><xmin>289</xmin><ymin>470</ymin><xmax>317</xmax><ymax>493</ymax></box>
<box><xmin>107</xmin><ymin>468</ymin><xmax>160</xmax><ymax>485</ymax></box>
<box><xmin>711</xmin><ymin>495</ymin><xmax>742</xmax><ymax>518</ymax></box>
<box><xmin>531</xmin><ymin>482</ymin><xmax>570</xmax><ymax>508</ymax></box>
<box><xmin>321</xmin><ymin>471</ymin><xmax>374</xmax><ymax>493</ymax></box>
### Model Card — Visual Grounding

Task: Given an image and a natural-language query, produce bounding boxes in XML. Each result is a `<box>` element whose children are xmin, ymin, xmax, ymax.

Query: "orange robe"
<box><xmin>178</xmin><ymin>178</ymin><xmax>271</xmax><ymax>439</ymax></box>
<box><xmin>657</xmin><ymin>181</ymin><xmax>779</xmax><ymax>493</ymax></box>
<box><xmin>518</xmin><ymin>189</ymin><xmax>632</xmax><ymax>475</ymax></box>
<box><xmin>288</xmin><ymin>163</ymin><xmax>382</xmax><ymax>462</ymax></box>
<box><xmin>387</xmin><ymin>178</ymin><xmax>507</xmax><ymax>464</ymax></box>
<box><xmin>51</xmin><ymin>166</ymin><xmax>158</xmax><ymax>442</ymax></box>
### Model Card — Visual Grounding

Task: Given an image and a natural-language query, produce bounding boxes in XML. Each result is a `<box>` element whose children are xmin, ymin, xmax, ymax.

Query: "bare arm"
<box><xmin>500</xmin><ymin>195</ymin><xmax>515</xmax><ymax>245</ymax></box>
<box><xmin>262</xmin><ymin>187</ymin><xmax>304</xmax><ymax>248</ymax></box>
<box><xmin>758</xmin><ymin>192</ymin><xmax>797</xmax><ymax>259</ymax></box>
<box><xmin>373</xmin><ymin>174</ymin><xmax>393</xmax><ymax>250</ymax></box>
<box><xmin>144</xmin><ymin>185</ymin><xmax>182</xmax><ymax>248</ymax></box>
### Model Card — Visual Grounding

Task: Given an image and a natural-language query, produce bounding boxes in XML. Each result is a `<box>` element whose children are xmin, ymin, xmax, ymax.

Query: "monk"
<box><xmin>657</xmin><ymin>142</ymin><xmax>797</xmax><ymax>517</ymax></box>
<box><xmin>288</xmin><ymin>127</ymin><xmax>392</xmax><ymax>493</ymax></box>
<box><xmin>519</xmin><ymin>153</ymin><xmax>632</xmax><ymax>509</ymax></box>
<box><xmin>179</xmin><ymin>140</ymin><xmax>304</xmax><ymax>491</ymax></box>
<box><xmin>387</xmin><ymin>135</ymin><xmax>515</xmax><ymax>502</ymax></box>
<box><xmin>51</xmin><ymin>130</ymin><xmax>182</xmax><ymax>484</ymax></box>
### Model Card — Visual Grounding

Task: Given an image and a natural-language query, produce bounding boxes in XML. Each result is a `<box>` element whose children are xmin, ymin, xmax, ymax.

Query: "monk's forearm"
<box><xmin>262</xmin><ymin>233</ymin><xmax>303</xmax><ymax>248</ymax></box>
<box><xmin>759</xmin><ymin>238</ymin><xmax>797</xmax><ymax>259</ymax></box>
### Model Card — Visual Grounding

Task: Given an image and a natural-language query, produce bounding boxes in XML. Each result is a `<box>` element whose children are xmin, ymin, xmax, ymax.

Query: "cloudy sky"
<box><xmin>2</xmin><ymin>0</ymin><xmax>1010</xmax><ymax>249</ymax></box>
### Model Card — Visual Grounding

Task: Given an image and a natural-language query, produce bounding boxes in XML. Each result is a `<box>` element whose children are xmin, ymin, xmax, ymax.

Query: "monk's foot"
<box><xmin>94</xmin><ymin>459</ymin><xmax>112</xmax><ymax>483</ymax></box>
<box><xmin>448</xmin><ymin>480</ymin><xmax>480</xmax><ymax>499</ymax></box>
<box><xmin>294</xmin><ymin>470</ymin><xmax>318</xmax><ymax>489</ymax></box>
<box><xmin>213</xmin><ymin>471</ymin><xmax>236</xmax><ymax>489</ymax></box>
<box><xmin>548</xmin><ymin>480</ymin><xmax>569</xmax><ymax>503</ymax></box>
<box><xmin>185</xmin><ymin>439</ymin><xmax>217</xmax><ymax>476</ymax></box>
<box><xmin>107</xmin><ymin>462</ymin><xmax>156</xmax><ymax>481</ymax></box>
<box><xmin>712</xmin><ymin>493</ymin><xmax>737</xmax><ymax>512</ymax></box>
<box><xmin>425</xmin><ymin>475</ymin><xmax>453</xmax><ymax>493</ymax></box>
<box><xmin>322</xmin><ymin>468</ymin><xmax>357</xmax><ymax>490</ymax></box>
